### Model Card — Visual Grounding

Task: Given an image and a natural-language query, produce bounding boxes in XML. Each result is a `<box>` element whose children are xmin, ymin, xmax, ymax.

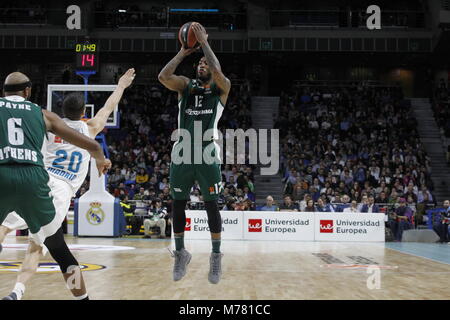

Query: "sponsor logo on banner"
<box><xmin>182</xmin><ymin>211</ymin><xmax>243</xmax><ymax>239</ymax></box>
<box><xmin>319</xmin><ymin>218</ymin><xmax>382</xmax><ymax>235</ymax></box>
<box><xmin>185</xmin><ymin>218</ymin><xmax>191</xmax><ymax>231</ymax></box>
<box><xmin>248</xmin><ymin>219</ymin><xmax>262</xmax><ymax>232</ymax></box>
<box><xmin>248</xmin><ymin>217</ymin><xmax>311</xmax><ymax>234</ymax></box>
<box><xmin>320</xmin><ymin>220</ymin><xmax>334</xmax><ymax>233</ymax></box>
<box><xmin>86</xmin><ymin>202</ymin><xmax>105</xmax><ymax>225</ymax></box>
<box><xmin>334</xmin><ymin>219</ymin><xmax>381</xmax><ymax>234</ymax></box>
<box><xmin>188</xmin><ymin>217</ymin><xmax>239</xmax><ymax>232</ymax></box>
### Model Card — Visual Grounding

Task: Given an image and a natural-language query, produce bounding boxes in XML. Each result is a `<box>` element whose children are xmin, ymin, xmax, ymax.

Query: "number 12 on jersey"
<box><xmin>52</xmin><ymin>150</ymin><xmax>83</xmax><ymax>173</ymax></box>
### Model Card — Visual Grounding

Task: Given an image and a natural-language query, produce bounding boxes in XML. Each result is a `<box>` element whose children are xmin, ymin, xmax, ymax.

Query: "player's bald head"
<box><xmin>4</xmin><ymin>72</ymin><xmax>30</xmax><ymax>85</ymax></box>
<box><xmin>3</xmin><ymin>71</ymin><xmax>32</xmax><ymax>99</ymax></box>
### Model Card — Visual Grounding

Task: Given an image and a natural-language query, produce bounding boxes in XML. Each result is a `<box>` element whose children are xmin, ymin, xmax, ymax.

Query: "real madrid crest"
<box><xmin>86</xmin><ymin>201</ymin><xmax>105</xmax><ymax>225</ymax></box>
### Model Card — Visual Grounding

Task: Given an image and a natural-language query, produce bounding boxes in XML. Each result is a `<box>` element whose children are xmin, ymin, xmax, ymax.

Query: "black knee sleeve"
<box><xmin>205</xmin><ymin>200</ymin><xmax>222</xmax><ymax>233</ymax></box>
<box><xmin>44</xmin><ymin>227</ymin><xmax>78</xmax><ymax>273</ymax></box>
<box><xmin>172</xmin><ymin>200</ymin><xmax>188</xmax><ymax>234</ymax></box>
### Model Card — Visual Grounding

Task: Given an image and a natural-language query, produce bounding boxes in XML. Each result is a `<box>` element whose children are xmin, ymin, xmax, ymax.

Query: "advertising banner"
<box><xmin>314</xmin><ymin>213</ymin><xmax>385</xmax><ymax>242</ymax></box>
<box><xmin>243</xmin><ymin>212</ymin><xmax>315</xmax><ymax>240</ymax></box>
<box><xmin>183</xmin><ymin>210</ymin><xmax>244</xmax><ymax>240</ymax></box>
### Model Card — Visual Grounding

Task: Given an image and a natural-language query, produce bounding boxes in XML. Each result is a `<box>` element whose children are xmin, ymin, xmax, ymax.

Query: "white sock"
<box><xmin>12</xmin><ymin>282</ymin><xmax>25</xmax><ymax>300</ymax></box>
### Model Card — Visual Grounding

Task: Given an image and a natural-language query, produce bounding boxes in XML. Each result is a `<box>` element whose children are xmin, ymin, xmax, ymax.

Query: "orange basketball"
<box><xmin>178</xmin><ymin>22</ymin><xmax>200</xmax><ymax>49</ymax></box>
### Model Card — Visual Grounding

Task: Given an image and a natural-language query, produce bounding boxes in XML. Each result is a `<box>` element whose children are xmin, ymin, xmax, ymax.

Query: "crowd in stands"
<box><xmin>432</xmin><ymin>78</ymin><xmax>450</xmax><ymax>140</ymax></box>
<box><xmin>274</xmin><ymin>82</ymin><xmax>436</xmax><ymax>225</ymax></box>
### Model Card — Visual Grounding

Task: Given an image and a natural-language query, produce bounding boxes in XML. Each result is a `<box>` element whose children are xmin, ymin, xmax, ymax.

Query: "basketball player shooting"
<box><xmin>0</xmin><ymin>69</ymin><xmax>135</xmax><ymax>300</ymax></box>
<box><xmin>158</xmin><ymin>22</ymin><xmax>231</xmax><ymax>284</ymax></box>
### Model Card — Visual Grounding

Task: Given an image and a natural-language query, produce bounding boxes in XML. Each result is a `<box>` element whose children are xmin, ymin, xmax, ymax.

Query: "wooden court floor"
<box><xmin>1</xmin><ymin>236</ymin><xmax>450</xmax><ymax>300</ymax></box>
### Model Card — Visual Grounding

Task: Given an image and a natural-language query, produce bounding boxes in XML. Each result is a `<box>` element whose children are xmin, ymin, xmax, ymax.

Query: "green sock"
<box><xmin>174</xmin><ymin>235</ymin><xmax>184</xmax><ymax>251</ymax></box>
<box><xmin>212</xmin><ymin>239</ymin><xmax>221</xmax><ymax>253</ymax></box>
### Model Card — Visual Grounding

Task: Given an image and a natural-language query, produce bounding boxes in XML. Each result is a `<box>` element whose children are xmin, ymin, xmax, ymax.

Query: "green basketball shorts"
<box><xmin>0</xmin><ymin>164</ymin><xmax>60</xmax><ymax>245</ymax></box>
<box><xmin>170</xmin><ymin>163</ymin><xmax>222</xmax><ymax>202</ymax></box>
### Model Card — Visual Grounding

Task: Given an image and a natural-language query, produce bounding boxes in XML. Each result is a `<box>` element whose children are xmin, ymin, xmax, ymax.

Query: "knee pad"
<box><xmin>44</xmin><ymin>228</ymin><xmax>78</xmax><ymax>273</ymax></box>
<box><xmin>172</xmin><ymin>200</ymin><xmax>188</xmax><ymax>234</ymax></box>
<box><xmin>205</xmin><ymin>200</ymin><xmax>222</xmax><ymax>233</ymax></box>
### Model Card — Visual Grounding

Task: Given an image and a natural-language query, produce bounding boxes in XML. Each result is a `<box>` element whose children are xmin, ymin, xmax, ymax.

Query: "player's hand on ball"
<box><xmin>118</xmin><ymin>68</ymin><xmax>136</xmax><ymax>89</ymax></box>
<box><xmin>180</xmin><ymin>46</ymin><xmax>199</xmax><ymax>56</ymax></box>
<box><xmin>191</xmin><ymin>23</ymin><xmax>208</xmax><ymax>45</ymax></box>
<box><xmin>96</xmin><ymin>158</ymin><xmax>112</xmax><ymax>177</ymax></box>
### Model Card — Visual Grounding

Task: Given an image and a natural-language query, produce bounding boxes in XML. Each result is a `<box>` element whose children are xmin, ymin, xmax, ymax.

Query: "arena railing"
<box><xmin>123</xmin><ymin>199</ymin><xmax>230</xmax><ymax>211</ymax></box>
<box><xmin>0</xmin><ymin>7</ymin><xmax>49</xmax><ymax>26</ymax></box>
<box><xmin>269</xmin><ymin>10</ymin><xmax>426</xmax><ymax>29</ymax></box>
<box><xmin>93</xmin><ymin>10</ymin><xmax>247</xmax><ymax>31</ymax></box>
<box><xmin>291</xmin><ymin>79</ymin><xmax>401</xmax><ymax>88</ymax></box>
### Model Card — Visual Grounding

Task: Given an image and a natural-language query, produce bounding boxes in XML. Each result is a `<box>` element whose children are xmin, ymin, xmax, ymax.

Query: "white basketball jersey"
<box><xmin>44</xmin><ymin>118</ymin><xmax>92</xmax><ymax>195</ymax></box>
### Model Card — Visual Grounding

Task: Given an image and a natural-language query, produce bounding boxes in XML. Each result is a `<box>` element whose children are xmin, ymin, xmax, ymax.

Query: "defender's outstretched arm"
<box><xmin>87</xmin><ymin>68</ymin><xmax>136</xmax><ymax>137</ymax></box>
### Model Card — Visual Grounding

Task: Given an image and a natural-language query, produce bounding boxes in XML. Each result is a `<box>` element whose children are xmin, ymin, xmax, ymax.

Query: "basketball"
<box><xmin>178</xmin><ymin>21</ymin><xmax>200</xmax><ymax>49</ymax></box>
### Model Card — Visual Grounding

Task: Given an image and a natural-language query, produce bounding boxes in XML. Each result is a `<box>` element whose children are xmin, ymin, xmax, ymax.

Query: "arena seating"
<box><xmin>275</xmin><ymin>81</ymin><xmax>436</xmax><ymax>221</ymax></box>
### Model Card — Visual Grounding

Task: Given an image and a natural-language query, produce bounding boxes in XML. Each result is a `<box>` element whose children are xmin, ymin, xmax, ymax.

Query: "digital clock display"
<box><xmin>75</xmin><ymin>42</ymin><xmax>99</xmax><ymax>71</ymax></box>
<box><xmin>75</xmin><ymin>43</ymin><xmax>97</xmax><ymax>52</ymax></box>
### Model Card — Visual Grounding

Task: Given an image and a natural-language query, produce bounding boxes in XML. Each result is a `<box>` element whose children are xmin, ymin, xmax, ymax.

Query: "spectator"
<box><xmin>243</xmin><ymin>186</ymin><xmax>255</xmax><ymax>202</ymax></box>
<box><xmin>375</xmin><ymin>191</ymin><xmax>388</xmax><ymax>204</ymax></box>
<box><xmin>259</xmin><ymin>196</ymin><xmax>278</xmax><ymax>211</ymax></box>
<box><xmin>291</xmin><ymin>182</ymin><xmax>307</xmax><ymax>202</ymax></box>
<box><xmin>433</xmin><ymin>200</ymin><xmax>450</xmax><ymax>243</ymax></box>
<box><xmin>417</xmin><ymin>186</ymin><xmax>434</xmax><ymax>204</ymax></box>
<box><xmin>113</xmin><ymin>182</ymin><xmax>128</xmax><ymax>197</ymax></box>
<box><xmin>109</xmin><ymin>167</ymin><xmax>125</xmax><ymax>186</ymax></box>
<box><xmin>389</xmin><ymin>198</ymin><xmax>413</xmax><ymax>241</ymax></box>
<box><xmin>143</xmin><ymin>198</ymin><xmax>168</xmax><ymax>239</ymax></box>
<box><xmin>357</xmin><ymin>195</ymin><xmax>368</xmax><ymax>211</ymax></box>
<box><xmin>136</xmin><ymin>168</ymin><xmax>149</xmax><ymax>187</ymax></box>
<box><xmin>343</xmin><ymin>200</ymin><xmax>359</xmax><ymax>213</ymax></box>
<box><xmin>299</xmin><ymin>194</ymin><xmax>311</xmax><ymax>211</ymax></box>
<box><xmin>315</xmin><ymin>198</ymin><xmax>334</xmax><ymax>212</ymax></box>
<box><xmin>133</xmin><ymin>187</ymin><xmax>148</xmax><ymax>201</ymax></box>
<box><xmin>361</xmin><ymin>196</ymin><xmax>381</xmax><ymax>213</ymax></box>
<box><xmin>222</xmin><ymin>197</ymin><xmax>236</xmax><ymax>211</ymax></box>
<box><xmin>336</xmin><ymin>194</ymin><xmax>351</xmax><ymax>212</ymax></box>
<box><xmin>234</xmin><ymin>198</ymin><xmax>251</xmax><ymax>211</ymax></box>
<box><xmin>158</xmin><ymin>177</ymin><xmax>169</xmax><ymax>191</ymax></box>
<box><xmin>304</xmin><ymin>199</ymin><xmax>315</xmax><ymax>212</ymax></box>
<box><xmin>279</xmin><ymin>195</ymin><xmax>299</xmax><ymax>212</ymax></box>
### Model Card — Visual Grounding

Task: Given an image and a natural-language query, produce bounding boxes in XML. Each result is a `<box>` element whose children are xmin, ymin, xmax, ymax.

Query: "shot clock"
<box><xmin>75</xmin><ymin>42</ymin><xmax>99</xmax><ymax>71</ymax></box>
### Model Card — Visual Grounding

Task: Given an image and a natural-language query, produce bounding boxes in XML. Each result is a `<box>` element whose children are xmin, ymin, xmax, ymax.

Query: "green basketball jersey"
<box><xmin>0</xmin><ymin>95</ymin><xmax>46</xmax><ymax>167</ymax></box>
<box><xmin>177</xmin><ymin>79</ymin><xmax>225</xmax><ymax>145</ymax></box>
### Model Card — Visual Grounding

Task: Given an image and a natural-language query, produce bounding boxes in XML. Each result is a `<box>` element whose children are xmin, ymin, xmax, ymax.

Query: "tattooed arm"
<box><xmin>158</xmin><ymin>47</ymin><xmax>197</xmax><ymax>95</ymax></box>
<box><xmin>192</xmin><ymin>23</ymin><xmax>231</xmax><ymax>104</ymax></box>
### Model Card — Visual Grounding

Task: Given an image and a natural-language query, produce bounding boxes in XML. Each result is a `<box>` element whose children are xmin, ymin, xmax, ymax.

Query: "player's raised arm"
<box><xmin>158</xmin><ymin>47</ymin><xmax>197</xmax><ymax>93</ymax></box>
<box><xmin>87</xmin><ymin>68</ymin><xmax>136</xmax><ymax>137</ymax></box>
<box><xmin>42</xmin><ymin>109</ymin><xmax>112</xmax><ymax>176</ymax></box>
<box><xmin>192</xmin><ymin>23</ymin><xmax>231</xmax><ymax>99</ymax></box>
